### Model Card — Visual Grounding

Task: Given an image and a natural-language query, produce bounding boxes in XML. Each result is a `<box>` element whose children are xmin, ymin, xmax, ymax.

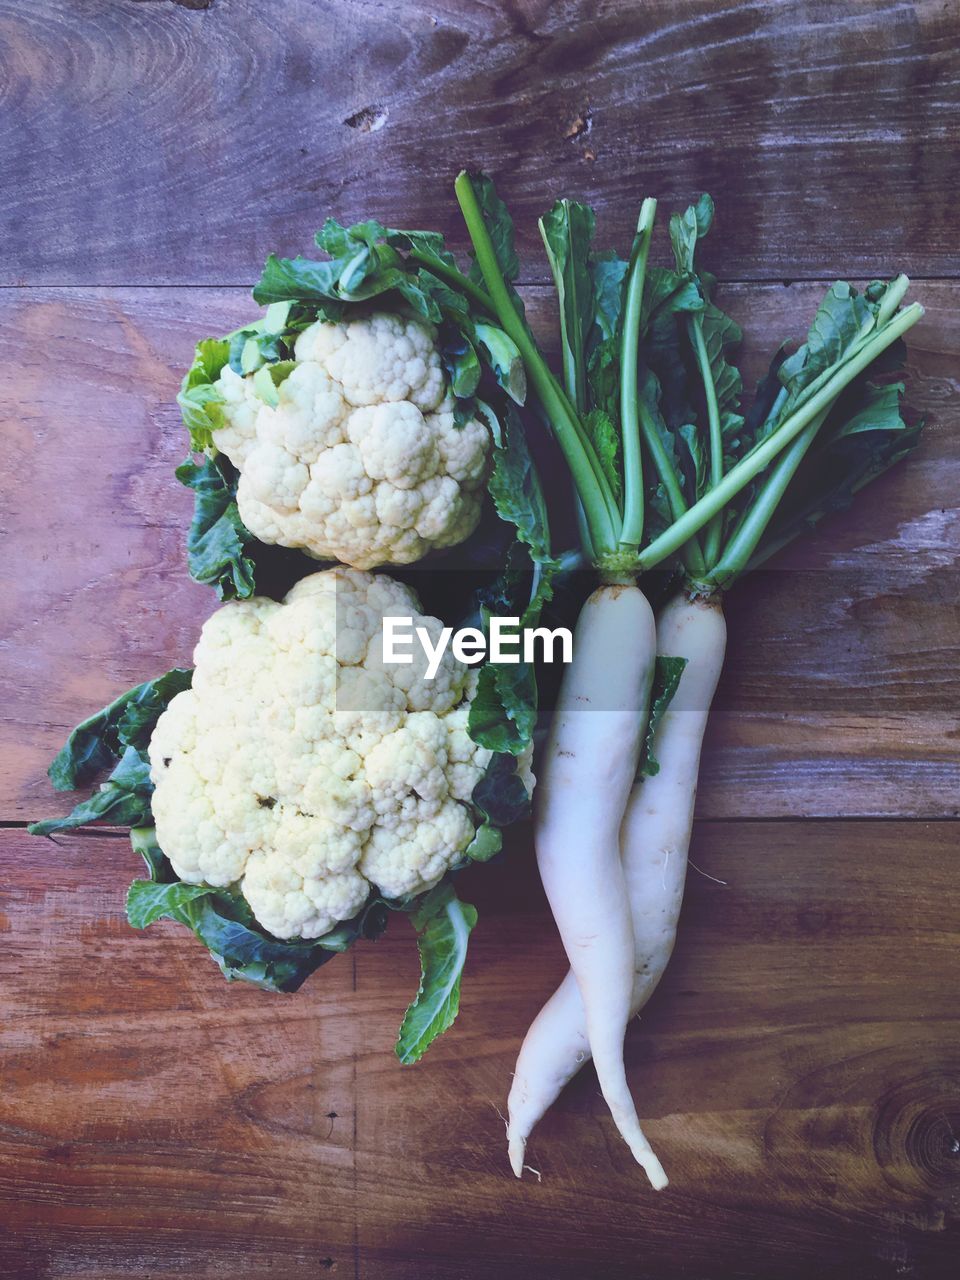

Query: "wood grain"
<box><xmin>2</xmin><ymin>4</ymin><xmax>958</xmax><ymax>1277</ymax></box>
<box><xmin>3</xmin><ymin>282</ymin><xmax>957</xmax><ymax>823</ymax></box>
<box><xmin>2</xmin><ymin>824</ymin><xmax>957</xmax><ymax>1279</ymax></box>
<box><xmin>1</xmin><ymin>1</ymin><xmax>959</xmax><ymax>285</ymax></box>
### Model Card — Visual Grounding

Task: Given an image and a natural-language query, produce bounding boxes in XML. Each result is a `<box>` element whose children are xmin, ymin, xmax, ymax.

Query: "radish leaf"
<box><xmin>637</xmin><ymin>656</ymin><xmax>688</xmax><ymax>778</ymax></box>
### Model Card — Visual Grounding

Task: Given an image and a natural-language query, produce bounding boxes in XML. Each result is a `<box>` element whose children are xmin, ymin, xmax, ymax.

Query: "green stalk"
<box><xmin>455</xmin><ymin>171</ymin><xmax>619</xmax><ymax>556</ymax></box>
<box><xmin>698</xmin><ymin>274</ymin><xmax>914</xmax><ymax>584</ymax></box>
<box><xmin>406</xmin><ymin>247</ymin><xmax>496</xmax><ymax>314</ymax></box>
<box><xmin>636</xmin><ymin>398</ymin><xmax>707</xmax><ymax>578</ymax></box>
<box><xmin>619</xmin><ymin>198</ymin><xmax>657</xmax><ymax>553</ymax></box>
<box><xmin>703</xmin><ymin>406</ymin><xmax>830</xmax><ymax>588</ymax></box>
<box><xmin>876</xmin><ymin>273</ymin><xmax>911</xmax><ymax>327</ymax></box>
<box><xmin>688</xmin><ymin>315</ymin><xmax>724</xmax><ymax>566</ymax></box>
<box><xmin>635</xmin><ymin>302</ymin><xmax>923</xmax><ymax>571</ymax></box>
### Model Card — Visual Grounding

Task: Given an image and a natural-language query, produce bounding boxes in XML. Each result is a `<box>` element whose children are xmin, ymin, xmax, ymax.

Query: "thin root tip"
<box><xmin>622</xmin><ymin>1130</ymin><xmax>669</xmax><ymax>1190</ymax></box>
<box><xmin>635</xmin><ymin>1149</ymin><xmax>669</xmax><ymax>1191</ymax></box>
<box><xmin>507</xmin><ymin>1132</ymin><xmax>526</xmax><ymax>1179</ymax></box>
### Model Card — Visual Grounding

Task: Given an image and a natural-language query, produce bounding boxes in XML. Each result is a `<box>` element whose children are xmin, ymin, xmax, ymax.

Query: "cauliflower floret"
<box><xmin>211</xmin><ymin>312</ymin><xmax>490</xmax><ymax>569</ymax></box>
<box><xmin>242</xmin><ymin>443</ymin><xmax>309</xmax><ymax>514</ymax></box>
<box><xmin>364</xmin><ymin>713</ymin><xmax>450</xmax><ymax>815</ymax></box>
<box><xmin>359</xmin><ymin>799</ymin><xmax>476</xmax><ymax>899</ymax></box>
<box><xmin>258</xmin><ymin>362</ymin><xmax>347</xmax><ymax>459</ymax></box>
<box><xmin>148</xmin><ymin>568</ymin><xmax>523</xmax><ymax>942</ymax></box>
<box><xmin>295</xmin><ymin>313</ymin><xmax>444</xmax><ymax>410</ymax></box>
<box><xmin>348</xmin><ymin>402</ymin><xmax>440</xmax><ymax>488</ymax></box>
<box><xmin>149</xmin><ymin>756</ymin><xmax>272</xmax><ymax>888</ymax></box>
<box><xmin>443</xmin><ymin>700</ymin><xmax>494</xmax><ymax>802</ymax></box>
<box><xmin>431</xmin><ymin>402</ymin><xmax>490</xmax><ymax>485</ymax></box>
<box><xmin>213</xmin><ymin>366</ymin><xmax>261</xmax><ymax>464</ymax></box>
<box><xmin>243</xmin><ymin>841</ymin><xmax>369</xmax><ymax>940</ymax></box>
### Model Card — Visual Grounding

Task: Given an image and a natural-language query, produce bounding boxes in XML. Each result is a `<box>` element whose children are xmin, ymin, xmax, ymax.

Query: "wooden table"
<box><xmin>1</xmin><ymin>3</ymin><xmax>958</xmax><ymax>1277</ymax></box>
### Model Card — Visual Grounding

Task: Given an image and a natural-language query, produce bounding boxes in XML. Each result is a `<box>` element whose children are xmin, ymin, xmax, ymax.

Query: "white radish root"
<box><xmin>509</xmin><ymin>592</ymin><xmax>727</xmax><ymax>1181</ymax></box>
<box><xmin>531</xmin><ymin>583</ymin><xmax>666</xmax><ymax>1188</ymax></box>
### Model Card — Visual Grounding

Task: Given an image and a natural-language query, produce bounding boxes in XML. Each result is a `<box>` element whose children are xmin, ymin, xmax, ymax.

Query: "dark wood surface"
<box><xmin>1</xmin><ymin>3</ymin><xmax>958</xmax><ymax>1278</ymax></box>
<box><xmin>2</xmin><ymin>0</ymin><xmax>959</xmax><ymax>284</ymax></box>
<box><xmin>3</xmin><ymin>824</ymin><xmax>959</xmax><ymax>1280</ymax></box>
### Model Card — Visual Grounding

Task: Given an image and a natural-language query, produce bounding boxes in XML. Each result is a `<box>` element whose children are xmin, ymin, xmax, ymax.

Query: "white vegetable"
<box><xmin>531</xmin><ymin>583</ymin><xmax>667</xmax><ymax>1189</ymax></box>
<box><xmin>213</xmin><ymin>312</ymin><xmax>491</xmax><ymax>569</ymax></box>
<box><xmin>148</xmin><ymin>568</ymin><xmax>510</xmax><ymax>939</ymax></box>
<box><xmin>507</xmin><ymin>593</ymin><xmax>726</xmax><ymax>1174</ymax></box>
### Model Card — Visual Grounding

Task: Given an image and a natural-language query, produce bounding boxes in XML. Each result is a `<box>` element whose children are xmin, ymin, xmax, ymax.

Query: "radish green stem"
<box><xmin>635</xmin><ymin>301</ymin><xmax>923</xmax><ymax>571</ymax></box>
<box><xmin>688</xmin><ymin>316</ymin><xmax>724</xmax><ymax>566</ymax></box>
<box><xmin>455</xmin><ymin>171</ymin><xmax>619</xmax><ymax>556</ymax></box>
<box><xmin>619</xmin><ymin>199</ymin><xmax>657</xmax><ymax>554</ymax></box>
<box><xmin>876</xmin><ymin>273</ymin><xmax>911</xmax><ymax>327</ymax></box>
<box><xmin>705</xmin><ymin>406</ymin><xmax>829</xmax><ymax>587</ymax></box>
<box><xmin>637</xmin><ymin>400</ymin><xmax>707</xmax><ymax>577</ymax></box>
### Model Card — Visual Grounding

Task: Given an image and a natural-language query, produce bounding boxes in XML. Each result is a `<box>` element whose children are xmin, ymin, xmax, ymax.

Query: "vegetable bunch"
<box><xmin>31</xmin><ymin>209</ymin><xmax>556</xmax><ymax>1063</ymax></box>
<box><xmin>30</xmin><ymin>172</ymin><xmax>924</xmax><ymax>1185</ymax></box>
<box><xmin>453</xmin><ymin>172</ymin><xmax>922</xmax><ymax>1183</ymax></box>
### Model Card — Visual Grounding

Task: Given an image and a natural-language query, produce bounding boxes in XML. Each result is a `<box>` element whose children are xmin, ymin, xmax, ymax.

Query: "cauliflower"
<box><xmin>148</xmin><ymin>568</ymin><xmax>524</xmax><ymax>941</ymax></box>
<box><xmin>211</xmin><ymin>312</ymin><xmax>491</xmax><ymax>569</ymax></box>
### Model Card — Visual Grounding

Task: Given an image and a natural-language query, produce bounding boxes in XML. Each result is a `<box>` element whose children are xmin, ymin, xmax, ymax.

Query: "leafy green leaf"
<box><xmin>468</xmin><ymin>658</ymin><xmax>538</xmax><ymax>754</ymax></box>
<box><xmin>677</xmin><ymin>421</ymin><xmax>707</xmax><ymax>502</ymax></box>
<box><xmin>29</xmin><ymin>746</ymin><xmax>153</xmax><ymax>836</ymax></box>
<box><xmin>740</xmin><ymin>345</ymin><xmax>789</xmax><ymax>451</ymax></box>
<box><xmin>384</xmin><ymin>227</ymin><xmax>460</xmax><ymax>272</ymax></box>
<box><xmin>315</xmin><ymin>217</ymin><xmax>391</xmax><ymax>258</ymax></box>
<box><xmin>831</xmin><ymin>378</ymin><xmax>907</xmax><ymax>438</ymax></box>
<box><xmin>472</xmin><ymin>322</ymin><xmax>526</xmax><ymax>404</ymax></box>
<box><xmin>640</xmin><ymin>266</ymin><xmax>703</xmax><ymax>332</ymax></box>
<box><xmin>438</xmin><ymin>326</ymin><xmax>482</xmax><ymax>399</ymax></box>
<box><xmin>642</xmin><ymin>306</ymin><xmax>696</xmax><ymax>436</ymax></box>
<box><xmin>130</xmin><ymin>826</ymin><xmax>171</xmax><ymax>881</ymax></box>
<box><xmin>253</xmin><ymin>254</ymin><xmax>346</xmax><ymax>310</ymax></box>
<box><xmin>589</xmin><ymin>251</ymin><xmax>628</xmax><ymax>342</ymax></box>
<box><xmin>485</xmin><ymin>405</ymin><xmax>554</xmax><ymax>572</ymax></box>
<box><xmin>539</xmin><ymin>199</ymin><xmax>597</xmax><ymax>411</ymax></box>
<box><xmin>396</xmin><ymin>883</ymin><xmax>478</xmax><ymax>1065</ymax></box>
<box><xmin>585</xmin><ymin>332</ymin><xmax>620</xmax><ymax>424</ymax></box>
<box><xmin>469</xmin><ymin>406</ymin><xmax>558</xmax><ymax>754</ymax></box>
<box><xmin>637</xmin><ymin>656</ymin><xmax>688</xmax><ymax>778</ymax></box>
<box><xmin>463</xmin><ymin>822</ymin><xmax>503</xmax><ymax>863</ymax></box>
<box><xmin>177</xmin><ymin>338</ymin><xmax>231</xmax><ymax>451</ymax></box>
<box><xmin>253</xmin><ymin>220</ymin><xmax>443</xmax><ymax>323</ymax></box>
<box><xmin>126</xmin><ymin>879</ymin><xmax>212</xmax><ymax>929</ymax></box>
<box><xmin>176</xmin><ymin>455</ymin><xmax>256</xmax><ymax>601</ymax></box>
<box><xmin>125</xmin><ymin>826</ymin><xmax>392</xmax><ymax>994</ymax></box>
<box><xmin>465</xmin><ymin>172</ymin><xmax>520</xmax><ymax>286</ymax></box>
<box><xmin>669</xmin><ymin>194</ymin><xmax>715</xmax><ymax>276</ymax></box>
<box><xmin>778</xmin><ymin>280</ymin><xmax>875</xmax><ymax>407</ymax></box>
<box><xmin>47</xmin><ymin>668</ymin><xmax>192</xmax><ymax>791</ymax></box>
<box><xmin>583</xmin><ymin>407</ymin><xmax>621</xmax><ymax>503</ymax></box>
<box><xmin>638</xmin><ymin>370</ymin><xmax>683</xmax><ymax>493</ymax></box>
<box><xmin>470</xmin><ymin>750</ymin><xmax>532</xmax><ymax>826</ymax></box>
<box><xmin>750</xmin><ymin>373</ymin><xmax>922</xmax><ymax>569</ymax></box>
<box><xmin>700</xmin><ymin>304</ymin><xmax>743</xmax><ymax>424</ymax></box>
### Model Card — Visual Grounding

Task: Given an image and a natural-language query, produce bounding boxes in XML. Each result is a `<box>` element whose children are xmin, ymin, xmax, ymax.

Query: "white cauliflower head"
<box><xmin>211</xmin><ymin>312</ymin><xmax>491</xmax><ymax>569</ymax></box>
<box><xmin>148</xmin><ymin>569</ymin><xmax>525</xmax><ymax>941</ymax></box>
